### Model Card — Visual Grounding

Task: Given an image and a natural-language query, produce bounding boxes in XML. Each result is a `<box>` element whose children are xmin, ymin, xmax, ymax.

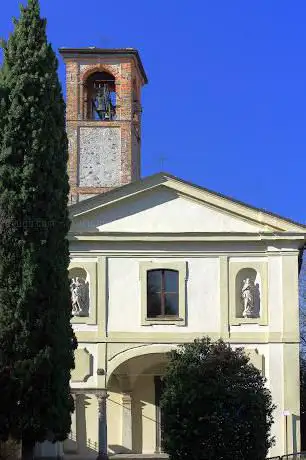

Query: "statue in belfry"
<box><xmin>93</xmin><ymin>85</ymin><xmax>115</xmax><ymax>120</ymax></box>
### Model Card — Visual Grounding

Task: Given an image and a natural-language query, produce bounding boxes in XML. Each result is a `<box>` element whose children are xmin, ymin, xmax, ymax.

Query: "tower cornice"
<box><xmin>59</xmin><ymin>47</ymin><xmax>148</xmax><ymax>84</ymax></box>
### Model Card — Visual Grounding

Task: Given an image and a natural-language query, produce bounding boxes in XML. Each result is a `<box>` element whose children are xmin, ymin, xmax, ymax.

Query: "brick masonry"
<box><xmin>60</xmin><ymin>50</ymin><xmax>147</xmax><ymax>204</ymax></box>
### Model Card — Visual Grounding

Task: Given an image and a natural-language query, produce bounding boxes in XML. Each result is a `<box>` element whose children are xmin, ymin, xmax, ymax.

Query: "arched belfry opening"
<box><xmin>85</xmin><ymin>71</ymin><xmax>116</xmax><ymax>121</ymax></box>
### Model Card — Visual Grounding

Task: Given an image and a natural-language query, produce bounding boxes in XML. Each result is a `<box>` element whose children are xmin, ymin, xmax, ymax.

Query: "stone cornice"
<box><xmin>68</xmin><ymin>231</ymin><xmax>305</xmax><ymax>245</ymax></box>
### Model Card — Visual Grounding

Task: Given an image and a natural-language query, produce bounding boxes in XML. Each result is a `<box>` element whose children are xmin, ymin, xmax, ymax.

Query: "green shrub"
<box><xmin>161</xmin><ymin>337</ymin><xmax>275</xmax><ymax>460</ymax></box>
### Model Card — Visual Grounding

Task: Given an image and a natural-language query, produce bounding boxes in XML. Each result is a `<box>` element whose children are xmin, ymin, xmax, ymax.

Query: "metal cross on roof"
<box><xmin>158</xmin><ymin>154</ymin><xmax>167</xmax><ymax>170</ymax></box>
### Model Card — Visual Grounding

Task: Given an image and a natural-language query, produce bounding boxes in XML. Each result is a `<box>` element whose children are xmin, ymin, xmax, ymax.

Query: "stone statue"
<box><xmin>70</xmin><ymin>277</ymin><xmax>89</xmax><ymax>317</ymax></box>
<box><xmin>241</xmin><ymin>278</ymin><xmax>257</xmax><ymax>318</ymax></box>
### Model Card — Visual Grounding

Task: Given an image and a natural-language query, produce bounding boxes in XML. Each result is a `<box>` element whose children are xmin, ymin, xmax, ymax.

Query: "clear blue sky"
<box><xmin>1</xmin><ymin>0</ymin><xmax>306</xmax><ymax>223</ymax></box>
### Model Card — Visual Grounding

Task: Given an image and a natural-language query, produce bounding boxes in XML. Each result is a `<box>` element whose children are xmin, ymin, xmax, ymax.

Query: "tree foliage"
<box><xmin>160</xmin><ymin>337</ymin><xmax>275</xmax><ymax>460</ymax></box>
<box><xmin>0</xmin><ymin>0</ymin><xmax>76</xmax><ymax>453</ymax></box>
<box><xmin>0</xmin><ymin>53</ymin><xmax>8</xmax><ymax>147</ymax></box>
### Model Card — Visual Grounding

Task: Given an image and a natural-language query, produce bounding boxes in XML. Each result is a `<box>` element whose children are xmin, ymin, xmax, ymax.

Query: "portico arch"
<box><xmin>106</xmin><ymin>344</ymin><xmax>176</xmax><ymax>455</ymax></box>
<box><xmin>106</xmin><ymin>344</ymin><xmax>176</xmax><ymax>385</ymax></box>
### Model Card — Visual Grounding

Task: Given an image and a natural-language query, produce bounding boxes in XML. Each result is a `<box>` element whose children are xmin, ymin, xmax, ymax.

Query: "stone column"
<box><xmin>122</xmin><ymin>392</ymin><xmax>133</xmax><ymax>451</ymax></box>
<box><xmin>96</xmin><ymin>390</ymin><xmax>108</xmax><ymax>460</ymax></box>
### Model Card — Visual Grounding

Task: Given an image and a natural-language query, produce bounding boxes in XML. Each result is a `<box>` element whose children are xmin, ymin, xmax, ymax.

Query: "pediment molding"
<box><xmin>69</xmin><ymin>173</ymin><xmax>306</xmax><ymax>235</ymax></box>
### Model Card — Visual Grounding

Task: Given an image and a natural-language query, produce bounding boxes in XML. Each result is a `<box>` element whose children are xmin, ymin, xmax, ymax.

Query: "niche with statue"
<box><xmin>235</xmin><ymin>268</ymin><xmax>261</xmax><ymax>319</ymax></box>
<box><xmin>69</xmin><ymin>267</ymin><xmax>90</xmax><ymax>317</ymax></box>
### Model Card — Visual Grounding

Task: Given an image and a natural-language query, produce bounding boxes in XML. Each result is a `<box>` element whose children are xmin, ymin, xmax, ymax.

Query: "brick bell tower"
<box><xmin>59</xmin><ymin>48</ymin><xmax>148</xmax><ymax>203</ymax></box>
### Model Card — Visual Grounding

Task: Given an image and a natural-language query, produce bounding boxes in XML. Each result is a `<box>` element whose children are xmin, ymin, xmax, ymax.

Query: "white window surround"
<box><xmin>139</xmin><ymin>261</ymin><xmax>187</xmax><ymax>326</ymax></box>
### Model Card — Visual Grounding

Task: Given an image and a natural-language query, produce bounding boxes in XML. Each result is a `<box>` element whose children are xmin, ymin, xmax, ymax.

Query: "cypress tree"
<box><xmin>0</xmin><ymin>1</ymin><xmax>76</xmax><ymax>458</ymax></box>
<box><xmin>0</xmin><ymin>55</ymin><xmax>8</xmax><ymax>145</ymax></box>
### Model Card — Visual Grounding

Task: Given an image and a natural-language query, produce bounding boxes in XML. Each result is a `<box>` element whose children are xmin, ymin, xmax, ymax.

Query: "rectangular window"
<box><xmin>140</xmin><ymin>261</ymin><xmax>187</xmax><ymax>326</ymax></box>
<box><xmin>147</xmin><ymin>269</ymin><xmax>179</xmax><ymax>318</ymax></box>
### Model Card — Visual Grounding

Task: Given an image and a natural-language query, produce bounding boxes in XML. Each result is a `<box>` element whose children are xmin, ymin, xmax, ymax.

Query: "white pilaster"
<box><xmin>122</xmin><ymin>392</ymin><xmax>133</xmax><ymax>451</ymax></box>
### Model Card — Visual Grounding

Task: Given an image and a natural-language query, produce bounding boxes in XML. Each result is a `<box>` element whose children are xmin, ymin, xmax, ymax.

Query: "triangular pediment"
<box><xmin>69</xmin><ymin>173</ymin><xmax>306</xmax><ymax>234</ymax></box>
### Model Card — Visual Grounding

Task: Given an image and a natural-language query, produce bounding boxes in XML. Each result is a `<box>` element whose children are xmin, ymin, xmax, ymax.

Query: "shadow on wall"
<box><xmin>106</xmin><ymin>393</ymin><xmax>147</xmax><ymax>455</ymax></box>
<box><xmin>107</xmin><ymin>358</ymin><xmax>168</xmax><ymax>454</ymax></box>
<box><xmin>64</xmin><ymin>434</ymin><xmax>98</xmax><ymax>456</ymax></box>
<box><xmin>71</xmin><ymin>187</ymin><xmax>178</xmax><ymax>232</ymax></box>
<box><xmin>64</xmin><ymin>394</ymin><xmax>98</xmax><ymax>457</ymax></box>
<box><xmin>108</xmin><ymin>445</ymin><xmax>134</xmax><ymax>454</ymax></box>
<box><xmin>65</xmin><ymin>354</ymin><xmax>169</xmax><ymax>456</ymax></box>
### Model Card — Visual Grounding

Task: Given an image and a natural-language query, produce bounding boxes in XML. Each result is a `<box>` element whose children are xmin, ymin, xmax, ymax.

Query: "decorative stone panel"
<box><xmin>79</xmin><ymin>127</ymin><xmax>121</xmax><ymax>187</ymax></box>
<box><xmin>245</xmin><ymin>348</ymin><xmax>265</xmax><ymax>376</ymax></box>
<box><xmin>71</xmin><ymin>348</ymin><xmax>93</xmax><ymax>382</ymax></box>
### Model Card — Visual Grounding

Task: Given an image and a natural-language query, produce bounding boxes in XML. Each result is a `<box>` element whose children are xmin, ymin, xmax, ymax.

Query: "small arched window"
<box><xmin>147</xmin><ymin>269</ymin><xmax>179</xmax><ymax>318</ymax></box>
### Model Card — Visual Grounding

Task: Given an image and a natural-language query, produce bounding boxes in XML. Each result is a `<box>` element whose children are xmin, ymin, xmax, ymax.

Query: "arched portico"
<box><xmin>106</xmin><ymin>345</ymin><xmax>176</xmax><ymax>455</ymax></box>
<box><xmin>106</xmin><ymin>344</ymin><xmax>176</xmax><ymax>386</ymax></box>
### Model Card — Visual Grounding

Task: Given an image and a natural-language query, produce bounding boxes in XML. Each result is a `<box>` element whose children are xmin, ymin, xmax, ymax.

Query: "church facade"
<box><xmin>54</xmin><ymin>48</ymin><xmax>305</xmax><ymax>459</ymax></box>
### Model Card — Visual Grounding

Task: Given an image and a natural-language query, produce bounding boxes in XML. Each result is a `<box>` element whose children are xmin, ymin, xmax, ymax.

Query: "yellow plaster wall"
<box><xmin>69</xmin><ymin>246</ymin><xmax>302</xmax><ymax>457</ymax></box>
<box><xmin>73</xmin><ymin>393</ymin><xmax>98</xmax><ymax>456</ymax></box>
<box><xmin>282</xmin><ymin>254</ymin><xmax>299</xmax><ymax>340</ymax></box>
<box><xmin>266</xmin><ymin>344</ymin><xmax>284</xmax><ymax>456</ymax></box>
<box><xmin>93</xmin><ymin>192</ymin><xmax>266</xmax><ymax>233</ymax></box>
<box><xmin>283</xmin><ymin>343</ymin><xmax>300</xmax><ymax>454</ymax></box>
<box><xmin>107</xmin><ymin>256</ymin><xmax>220</xmax><ymax>333</ymax></box>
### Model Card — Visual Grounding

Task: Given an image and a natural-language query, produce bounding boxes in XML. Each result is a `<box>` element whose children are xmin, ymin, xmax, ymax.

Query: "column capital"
<box><xmin>95</xmin><ymin>390</ymin><xmax>108</xmax><ymax>402</ymax></box>
<box><xmin>122</xmin><ymin>392</ymin><xmax>132</xmax><ymax>405</ymax></box>
<box><xmin>117</xmin><ymin>374</ymin><xmax>132</xmax><ymax>393</ymax></box>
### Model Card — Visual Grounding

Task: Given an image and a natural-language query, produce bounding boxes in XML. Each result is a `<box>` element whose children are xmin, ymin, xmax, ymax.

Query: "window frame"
<box><xmin>147</xmin><ymin>269</ymin><xmax>179</xmax><ymax>319</ymax></box>
<box><xmin>139</xmin><ymin>261</ymin><xmax>187</xmax><ymax>326</ymax></box>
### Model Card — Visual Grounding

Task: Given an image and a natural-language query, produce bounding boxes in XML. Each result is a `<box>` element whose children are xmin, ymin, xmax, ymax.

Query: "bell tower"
<box><xmin>59</xmin><ymin>48</ymin><xmax>148</xmax><ymax>203</ymax></box>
